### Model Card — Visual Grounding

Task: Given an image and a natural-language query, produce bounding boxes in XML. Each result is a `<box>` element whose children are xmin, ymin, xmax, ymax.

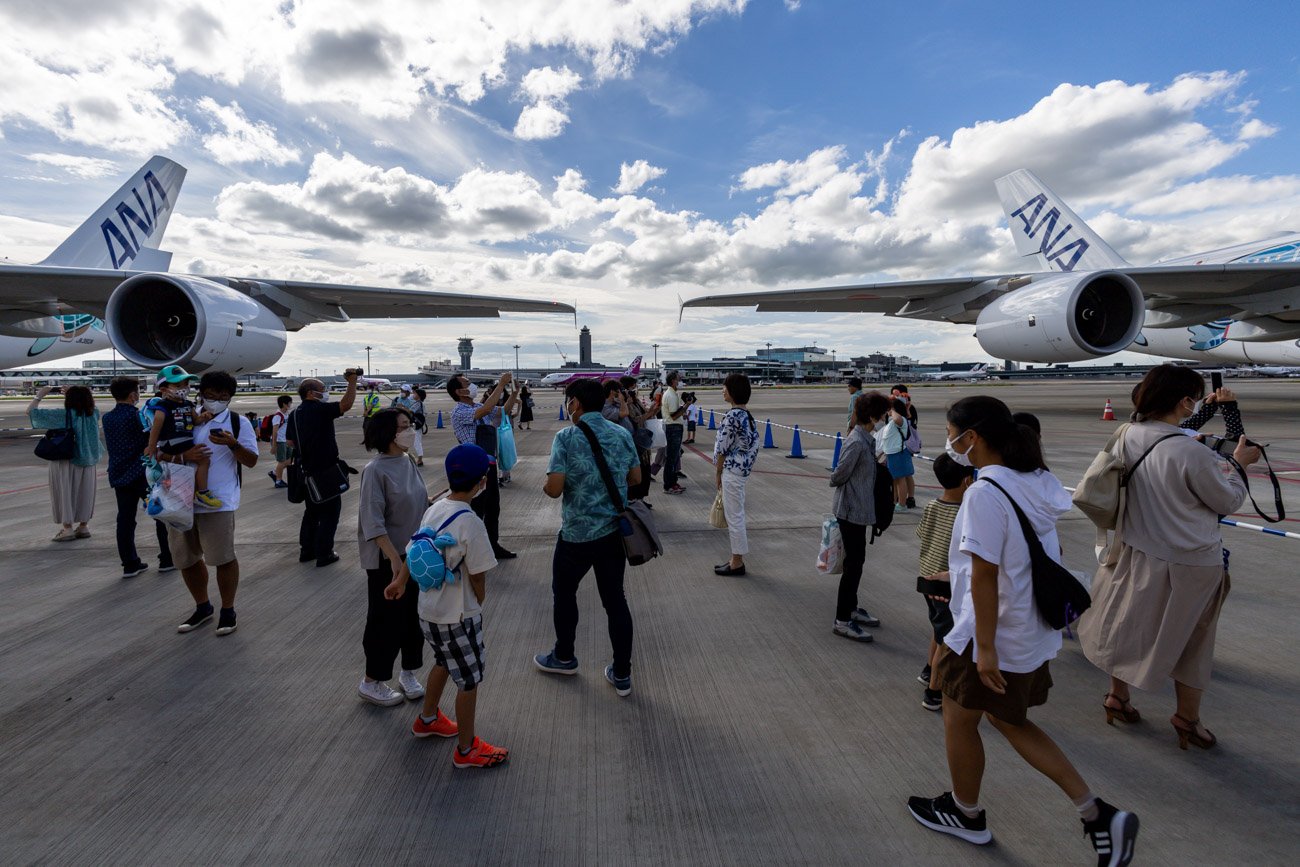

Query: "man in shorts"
<box><xmin>403</xmin><ymin>444</ymin><xmax>508</xmax><ymax>769</ymax></box>
<box><xmin>268</xmin><ymin>394</ymin><xmax>293</xmax><ymax>489</ymax></box>
<box><xmin>169</xmin><ymin>371</ymin><xmax>260</xmax><ymax>636</ymax></box>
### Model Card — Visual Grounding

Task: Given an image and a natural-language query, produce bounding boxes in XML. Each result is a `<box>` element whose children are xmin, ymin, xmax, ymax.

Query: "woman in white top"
<box><xmin>907</xmin><ymin>396</ymin><xmax>1139</xmax><ymax>866</ymax></box>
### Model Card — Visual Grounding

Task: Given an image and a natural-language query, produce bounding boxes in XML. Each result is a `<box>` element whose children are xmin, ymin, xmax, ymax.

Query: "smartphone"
<box><xmin>1211</xmin><ymin>371</ymin><xmax>1223</xmax><ymax>392</ymax></box>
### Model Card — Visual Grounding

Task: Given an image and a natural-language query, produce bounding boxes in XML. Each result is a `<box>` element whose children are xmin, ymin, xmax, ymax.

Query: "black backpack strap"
<box><xmin>980</xmin><ymin>477</ymin><xmax>1046</xmax><ymax>558</ymax></box>
<box><xmin>1120</xmin><ymin>433</ymin><xmax>1183</xmax><ymax>486</ymax></box>
<box><xmin>575</xmin><ymin>418</ymin><xmax>625</xmax><ymax>513</ymax></box>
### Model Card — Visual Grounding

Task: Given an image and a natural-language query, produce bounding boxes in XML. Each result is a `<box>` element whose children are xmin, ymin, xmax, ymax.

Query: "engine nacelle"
<box><xmin>106</xmin><ymin>273</ymin><xmax>287</xmax><ymax>373</ymax></box>
<box><xmin>974</xmin><ymin>271</ymin><xmax>1144</xmax><ymax>363</ymax></box>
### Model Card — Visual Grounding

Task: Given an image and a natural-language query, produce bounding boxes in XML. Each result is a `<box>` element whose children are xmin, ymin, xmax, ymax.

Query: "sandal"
<box><xmin>1171</xmin><ymin>714</ymin><xmax>1216</xmax><ymax>750</ymax></box>
<box><xmin>1103</xmin><ymin>693</ymin><xmax>1141</xmax><ymax>725</ymax></box>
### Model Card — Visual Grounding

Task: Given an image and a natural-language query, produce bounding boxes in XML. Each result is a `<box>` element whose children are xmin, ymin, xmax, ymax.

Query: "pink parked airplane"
<box><xmin>539</xmin><ymin>355</ymin><xmax>643</xmax><ymax>388</ymax></box>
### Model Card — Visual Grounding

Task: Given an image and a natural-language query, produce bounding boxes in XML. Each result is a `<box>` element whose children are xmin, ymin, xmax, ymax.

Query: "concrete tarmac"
<box><xmin>0</xmin><ymin>380</ymin><xmax>1297</xmax><ymax>864</ymax></box>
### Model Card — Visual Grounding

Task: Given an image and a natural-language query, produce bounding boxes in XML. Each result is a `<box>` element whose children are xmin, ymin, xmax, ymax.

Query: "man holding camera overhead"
<box><xmin>287</xmin><ymin>369</ymin><xmax>359</xmax><ymax>567</ymax></box>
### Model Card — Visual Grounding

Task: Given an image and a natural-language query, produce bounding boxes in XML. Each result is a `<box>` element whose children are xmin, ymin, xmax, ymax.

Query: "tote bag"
<box><xmin>644</xmin><ymin>418</ymin><xmax>667</xmax><ymax>449</ymax></box>
<box><xmin>34</xmin><ymin>408</ymin><xmax>76</xmax><ymax>462</ymax></box>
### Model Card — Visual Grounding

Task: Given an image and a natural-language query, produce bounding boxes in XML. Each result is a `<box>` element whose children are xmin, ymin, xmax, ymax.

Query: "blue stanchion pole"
<box><xmin>829</xmin><ymin>432</ymin><xmax>842</xmax><ymax>470</ymax></box>
<box><xmin>707</xmin><ymin>409</ymin><xmax>716</xmax><ymax>430</ymax></box>
<box><xmin>435</xmin><ymin>410</ymin><xmax>444</xmax><ymax>429</ymax></box>
<box><xmin>763</xmin><ymin>419</ymin><xmax>775</xmax><ymax>449</ymax></box>
<box><xmin>786</xmin><ymin>425</ymin><xmax>805</xmax><ymax>459</ymax></box>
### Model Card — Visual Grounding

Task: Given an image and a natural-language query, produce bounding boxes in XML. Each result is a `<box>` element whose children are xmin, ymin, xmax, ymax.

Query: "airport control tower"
<box><xmin>457</xmin><ymin>337</ymin><xmax>474</xmax><ymax>370</ymax></box>
<box><xmin>579</xmin><ymin>326</ymin><xmax>592</xmax><ymax>366</ymax></box>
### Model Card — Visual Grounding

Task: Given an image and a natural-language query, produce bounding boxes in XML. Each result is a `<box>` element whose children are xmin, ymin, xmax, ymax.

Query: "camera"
<box><xmin>1202</xmin><ymin>434</ymin><xmax>1260</xmax><ymax>457</ymax></box>
<box><xmin>680</xmin><ymin>391</ymin><xmax>697</xmax><ymax>404</ymax></box>
<box><xmin>344</xmin><ymin>367</ymin><xmax>364</xmax><ymax>377</ymax></box>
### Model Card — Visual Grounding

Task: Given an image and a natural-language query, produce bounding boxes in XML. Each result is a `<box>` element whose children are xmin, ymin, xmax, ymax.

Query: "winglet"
<box><xmin>677</xmin><ymin>293</ymin><xmax>684</xmax><ymax>323</ymax></box>
<box><xmin>994</xmin><ymin>169</ymin><xmax>1128</xmax><ymax>272</ymax></box>
<box><xmin>39</xmin><ymin>155</ymin><xmax>186</xmax><ymax>271</ymax></box>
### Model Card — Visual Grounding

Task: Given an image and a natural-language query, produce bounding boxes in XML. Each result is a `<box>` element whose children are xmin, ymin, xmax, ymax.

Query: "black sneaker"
<box><xmin>177</xmin><ymin>603</ymin><xmax>214</xmax><ymax>634</ymax></box>
<box><xmin>921</xmin><ymin>689</ymin><xmax>943</xmax><ymax>711</ymax></box>
<box><xmin>906</xmin><ymin>496</ymin><xmax>917</xmax><ymax>509</ymax></box>
<box><xmin>907</xmin><ymin>792</ymin><xmax>991</xmax><ymax>845</ymax></box>
<box><xmin>1083</xmin><ymin>799</ymin><xmax>1138</xmax><ymax>867</ymax></box>
<box><xmin>215</xmin><ymin>608</ymin><xmax>237</xmax><ymax>636</ymax></box>
<box><xmin>917</xmin><ymin>663</ymin><xmax>932</xmax><ymax>685</ymax></box>
<box><xmin>122</xmin><ymin>562</ymin><xmax>148</xmax><ymax>579</ymax></box>
<box><xmin>493</xmin><ymin>547</ymin><xmax>518</xmax><ymax>560</ymax></box>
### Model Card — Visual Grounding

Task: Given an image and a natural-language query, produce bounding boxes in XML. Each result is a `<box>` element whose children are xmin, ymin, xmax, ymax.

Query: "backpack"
<box><xmin>870</xmin><ymin>462</ymin><xmax>895</xmax><ymax>544</ymax></box>
<box><xmin>258</xmin><ymin>412</ymin><xmax>278</xmax><ymax>443</ymax></box>
<box><xmin>406</xmin><ymin>509</ymin><xmax>472</xmax><ymax>591</ymax></box>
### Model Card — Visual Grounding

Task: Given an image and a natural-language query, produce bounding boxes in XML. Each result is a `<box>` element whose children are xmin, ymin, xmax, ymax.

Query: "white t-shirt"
<box><xmin>193</xmin><ymin>409</ymin><xmax>260</xmax><ymax>514</ymax></box>
<box><xmin>943</xmin><ymin>465</ymin><xmax>1071</xmax><ymax>673</ymax></box>
<box><xmin>272</xmin><ymin>410</ymin><xmax>289</xmax><ymax>443</ymax></box>
<box><xmin>416</xmin><ymin>497</ymin><xmax>498</xmax><ymax>625</ymax></box>
<box><xmin>662</xmin><ymin>387</ymin><xmax>684</xmax><ymax>426</ymax></box>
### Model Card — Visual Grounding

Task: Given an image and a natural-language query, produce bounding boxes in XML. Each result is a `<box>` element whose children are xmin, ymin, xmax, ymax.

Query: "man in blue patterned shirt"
<box><xmin>534</xmin><ymin>379</ymin><xmax>641</xmax><ymax>696</ymax></box>
<box><xmin>102</xmin><ymin>376</ymin><xmax>173</xmax><ymax>578</ymax></box>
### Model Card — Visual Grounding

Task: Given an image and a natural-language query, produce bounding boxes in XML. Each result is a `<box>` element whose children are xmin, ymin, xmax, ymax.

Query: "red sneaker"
<box><xmin>452</xmin><ymin>736</ymin><xmax>509</xmax><ymax>769</ymax></box>
<box><xmin>411</xmin><ymin>710</ymin><xmax>458</xmax><ymax>739</ymax></box>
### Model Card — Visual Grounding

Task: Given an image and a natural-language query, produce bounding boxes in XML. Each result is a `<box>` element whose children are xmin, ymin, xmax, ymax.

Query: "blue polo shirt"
<box><xmin>548</xmin><ymin>414</ymin><xmax>638</xmax><ymax>543</ymax></box>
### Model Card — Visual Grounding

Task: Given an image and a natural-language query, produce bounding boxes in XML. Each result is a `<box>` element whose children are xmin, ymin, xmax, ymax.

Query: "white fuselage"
<box><xmin>0</xmin><ymin>315</ymin><xmax>113</xmax><ymax>370</ymax></box>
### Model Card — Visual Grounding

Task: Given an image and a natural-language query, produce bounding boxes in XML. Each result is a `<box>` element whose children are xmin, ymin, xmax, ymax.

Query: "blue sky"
<box><xmin>1</xmin><ymin>0</ymin><xmax>1298</xmax><ymax>372</ymax></box>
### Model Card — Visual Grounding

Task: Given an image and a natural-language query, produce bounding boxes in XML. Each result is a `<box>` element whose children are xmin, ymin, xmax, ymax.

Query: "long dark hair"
<box><xmin>64</xmin><ymin>385</ymin><xmax>95</xmax><ymax>417</ymax></box>
<box><xmin>947</xmin><ymin>396</ymin><xmax>1046</xmax><ymax>472</ymax></box>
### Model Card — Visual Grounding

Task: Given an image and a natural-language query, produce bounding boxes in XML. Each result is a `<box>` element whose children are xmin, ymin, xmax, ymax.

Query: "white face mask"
<box><xmin>1190</xmin><ymin>398</ymin><xmax>1204</xmax><ymax>415</ymax></box>
<box><xmin>471</xmin><ymin>478</ymin><xmax>487</xmax><ymax>499</ymax></box>
<box><xmin>164</xmin><ymin>386</ymin><xmax>189</xmax><ymax>401</ymax></box>
<box><xmin>873</xmin><ymin>419</ymin><xmax>887</xmax><ymax>431</ymax></box>
<box><xmin>394</xmin><ymin>428</ymin><xmax>416</xmax><ymax>451</ymax></box>
<box><xmin>468</xmin><ymin>383</ymin><xmax>479</xmax><ymax>400</ymax></box>
<box><xmin>945</xmin><ymin>431</ymin><xmax>975</xmax><ymax>467</ymax></box>
<box><xmin>203</xmin><ymin>398</ymin><xmax>230</xmax><ymax>415</ymax></box>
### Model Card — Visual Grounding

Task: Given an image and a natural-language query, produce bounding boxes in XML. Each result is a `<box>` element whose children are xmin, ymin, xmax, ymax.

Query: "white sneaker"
<box><xmin>397</xmin><ymin>670</ymin><xmax>425</xmax><ymax>700</ymax></box>
<box><xmin>358</xmin><ymin>678</ymin><xmax>404</xmax><ymax>707</ymax></box>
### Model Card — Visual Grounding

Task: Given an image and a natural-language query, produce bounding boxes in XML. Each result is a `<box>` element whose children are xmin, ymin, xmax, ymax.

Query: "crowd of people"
<box><xmin>23</xmin><ymin>361</ymin><xmax>1264</xmax><ymax>863</ymax></box>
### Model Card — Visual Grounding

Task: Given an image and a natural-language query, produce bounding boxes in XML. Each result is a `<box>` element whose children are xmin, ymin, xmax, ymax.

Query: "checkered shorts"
<box><xmin>420</xmin><ymin>615</ymin><xmax>486</xmax><ymax>691</ymax></box>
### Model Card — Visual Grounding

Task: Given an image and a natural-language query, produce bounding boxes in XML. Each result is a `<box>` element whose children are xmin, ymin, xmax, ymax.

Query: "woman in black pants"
<box><xmin>356</xmin><ymin>408</ymin><xmax>430</xmax><ymax>706</ymax></box>
<box><xmin>828</xmin><ymin>391</ymin><xmax>891</xmax><ymax>642</ymax></box>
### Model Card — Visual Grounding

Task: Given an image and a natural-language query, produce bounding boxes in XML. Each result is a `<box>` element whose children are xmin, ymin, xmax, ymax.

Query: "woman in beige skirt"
<box><xmin>29</xmin><ymin>385</ymin><xmax>102</xmax><ymax>541</ymax></box>
<box><xmin>1077</xmin><ymin>365</ymin><xmax>1258</xmax><ymax>750</ymax></box>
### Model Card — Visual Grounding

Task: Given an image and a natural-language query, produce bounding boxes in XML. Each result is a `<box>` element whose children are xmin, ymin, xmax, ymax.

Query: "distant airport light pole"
<box><xmin>365</xmin><ymin>345</ymin><xmax>372</xmax><ymax>373</ymax></box>
<box><xmin>513</xmin><ymin>344</ymin><xmax>520</xmax><ymax>370</ymax></box>
<box><xmin>653</xmin><ymin>343</ymin><xmax>660</xmax><ymax>371</ymax></box>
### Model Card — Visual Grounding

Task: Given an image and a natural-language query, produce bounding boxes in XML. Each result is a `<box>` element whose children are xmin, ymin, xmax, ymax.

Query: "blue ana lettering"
<box><xmin>1010</xmin><ymin>193</ymin><xmax>1090</xmax><ymax>272</ymax></box>
<box><xmin>101</xmin><ymin>170</ymin><xmax>171</xmax><ymax>269</ymax></box>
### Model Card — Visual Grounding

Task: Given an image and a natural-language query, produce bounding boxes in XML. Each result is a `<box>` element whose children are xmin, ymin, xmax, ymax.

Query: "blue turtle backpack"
<box><xmin>406</xmin><ymin>509</ymin><xmax>472</xmax><ymax>591</ymax></box>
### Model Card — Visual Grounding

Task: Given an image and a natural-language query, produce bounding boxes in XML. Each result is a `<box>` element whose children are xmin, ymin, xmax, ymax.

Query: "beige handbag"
<box><xmin>708</xmin><ymin>491</ymin><xmax>727</xmax><ymax>529</ymax></box>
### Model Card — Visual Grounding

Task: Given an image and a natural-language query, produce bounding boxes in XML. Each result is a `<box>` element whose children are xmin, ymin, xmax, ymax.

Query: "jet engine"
<box><xmin>105</xmin><ymin>274</ymin><xmax>287</xmax><ymax>373</ymax></box>
<box><xmin>974</xmin><ymin>271</ymin><xmax>1144</xmax><ymax>363</ymax></box>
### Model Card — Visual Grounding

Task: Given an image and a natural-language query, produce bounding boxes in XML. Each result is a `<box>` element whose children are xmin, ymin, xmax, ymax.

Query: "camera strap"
<box><xmin>1224</xmin><ymin>446</ymin><xmax>1285</xmax><ymax>523</ymax></box>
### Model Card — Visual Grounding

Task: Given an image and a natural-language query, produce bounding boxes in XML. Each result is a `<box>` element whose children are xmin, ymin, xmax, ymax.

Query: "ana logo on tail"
<box><xmin>1008</xmin><ymin>193</ymin><xmax>1090</xmax><ymax>272</ymax></box>
<box><xmin>102</xmin><ymin>170</ymin><xmax>171</xmax><ymax>269</ymax></box>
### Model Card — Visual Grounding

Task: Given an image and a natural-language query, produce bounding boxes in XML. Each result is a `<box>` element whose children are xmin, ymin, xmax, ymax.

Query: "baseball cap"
<box><xmin>156</xmin><ymin>365</ymin><xmax>198</xmax><ymax>387</ymax></box>
<box><xmin>445</xmin><ymin>444</ymin><xmax>490</xmax><ymax>488</ymax></box>
<box><xmin>400</xmin><ymin>383</ymin><xmax>412</xmax><ymax>392</ymax></box>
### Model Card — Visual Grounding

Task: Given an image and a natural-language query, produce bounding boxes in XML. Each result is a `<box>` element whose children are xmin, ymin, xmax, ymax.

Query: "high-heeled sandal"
<box><xmin>1171</xmin><ymin>713</ymin><xmax>1217</xmax><ymax>750</ymax></box>
<box><xmin>1103</xmin><ymin>693</ymin><xmax>1141</xmax><ymax>725</ymax></box>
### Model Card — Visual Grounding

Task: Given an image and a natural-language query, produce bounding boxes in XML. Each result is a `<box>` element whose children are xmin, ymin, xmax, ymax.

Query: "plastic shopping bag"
<box><xmin>146</xmin><ymin>461</ymin><xmax>197</xmax><ymax>531</ymax></box>
<box><xmin>816</xmin><ymin>516</ymin><xmax>844</xmax><ymax>575</ymax></box>
<box><xmin>645</xmin><ymin>418</ymin><xmax>667</xmax><ymax>449</ymax></box>
<box><xmin>498</xmin><ymin>416</ymin><xmax>518</xmax><ymax>472</ymax></box>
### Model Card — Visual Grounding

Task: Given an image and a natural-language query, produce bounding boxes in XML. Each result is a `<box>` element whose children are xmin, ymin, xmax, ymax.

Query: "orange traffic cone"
<box><xmin>1101</xmin><ymin>398</ymin><xmax>1116</xmax><ymax>421</ymax></box>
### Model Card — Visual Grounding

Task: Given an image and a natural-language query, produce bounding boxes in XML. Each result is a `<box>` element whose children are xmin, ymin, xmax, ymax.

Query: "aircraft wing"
<box><xmin>0</xmin><ymin>264</ymin><xmax>575</xmax><ymax>321</ymax></box>
<box><xmin>681</xmin><ymin>263</ymin><xmax>1300</xmax><ymax>321</ymax></box>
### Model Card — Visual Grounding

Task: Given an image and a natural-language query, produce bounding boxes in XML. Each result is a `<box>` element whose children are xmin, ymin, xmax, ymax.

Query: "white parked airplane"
<box><xmin>923</xmin><ymin>363</ymin><xmax>991</xmax><ymax>381</ymax></box>
<box><xmin>682</xmin><ymin>169</ymin><xmax>1300</xmax><ymax>367</ymax></box>
<box><xmin>1249</xmin><ymin>365</ymin><xmax>1300</xmax><ymax>377</ymax></box>
<box><xmin>0</xmin><ymin>157</ymin><xmax>574</xmax><ymax>373</ymax></box>
<box><xmin>539</xmin><ymin>355</ymin><xmax>643</xmax><ymax>388</ymax></box>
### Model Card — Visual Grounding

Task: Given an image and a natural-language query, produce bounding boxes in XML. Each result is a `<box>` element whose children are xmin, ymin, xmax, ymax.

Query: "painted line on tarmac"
<box><xmin>0</xmin><ymin>483</ymin><xmax>50</xmax><ymax>496</ymax></box>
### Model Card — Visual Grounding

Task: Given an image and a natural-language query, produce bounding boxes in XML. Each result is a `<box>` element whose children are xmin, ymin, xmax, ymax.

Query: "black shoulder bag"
<box><xmin>982</xmin><ymin>477</ymin><xmax>1091</xmax><ymax>630</ymax></box>
<box><xmin>34</xmin><ymin>407</ymin><xmax>76</xmax><ymax>462</ymax></box>
<box><xmin>287</xmin><ymin>408</ymin><xmax>350</xmax><ymax>505</ymax></box>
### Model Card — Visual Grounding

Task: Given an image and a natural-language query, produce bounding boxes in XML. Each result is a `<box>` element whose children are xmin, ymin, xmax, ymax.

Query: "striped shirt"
<box><xmin>915</xmin><ymin>499</ymin><xmax>960</xmax><ymax>577</ymax></box>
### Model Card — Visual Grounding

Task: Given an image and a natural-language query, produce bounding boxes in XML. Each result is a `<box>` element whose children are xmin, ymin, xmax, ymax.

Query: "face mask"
<box><xmin>1190</xmin><ymin>398</ymin><xmax>1204</xmax><ymax>415</ymax></box>
<box><xmin>471</xmin><ymin>478</ymin><xmax>487</xmax><ymax>499</ymax></box>
<box><xmin>314</xmin><ymin>391</ymin><xmax>331</xmax><ymax>402</ymax></box>
<box><xmin>468</xmin><ymin>383</ymin><xmax>479</xmax><ymax>400</ymax></box>
<box><xmin>945</xmin><ymin>431</ymin><xmax>975</xmax><ymax>467</ymax></box>
<box><xmin>873</xmin><ymin>419</ymin><xmax>887</xmax><ymax>431</ymax></box>
<box><xmin>394</xmin><ymin>428</ymin><xmax>416</xmax><ymax>451</ymax></box>
<box><xmin>203</xmin><ymin>399</ymin><xmax>230</xmax><ymax>415</ymax></box>
<box><xmin>164</xmin><ymin>386</ymin><xmax>189</xmax><ymax>401</ymax></box>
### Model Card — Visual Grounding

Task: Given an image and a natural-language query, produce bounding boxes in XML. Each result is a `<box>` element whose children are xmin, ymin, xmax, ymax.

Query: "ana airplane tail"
<box><xmin>994</xmin><ymin>169</ymin><xmax>1128</xmax><ymax>273</ymax></box>
<box><xmin>625</xmin><ymin>355</ymin><xmax>643</xmax><ymax>375</ymax></box>
<box><xmin>38</xmin><ymin>155</ymin><xmax>186</xmax><ymax>271</ymax></box>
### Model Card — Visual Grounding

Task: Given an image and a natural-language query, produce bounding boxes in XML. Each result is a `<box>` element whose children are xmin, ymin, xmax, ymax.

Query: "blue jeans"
<box><xmin>664</xmin><ymin>424</ymin><xmax>684</xmax><ymax>490</ymax></box>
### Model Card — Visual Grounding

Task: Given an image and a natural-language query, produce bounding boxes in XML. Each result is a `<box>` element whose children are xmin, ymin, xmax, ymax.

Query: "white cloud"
<box><xmin>513</xmin><ymin>66</ymin><xmax>583</xmax><ymax>140</ymax></box>
<box><xmin>614</xmin><ymin>160</ymin><xmax>667</xmax><ymax>194</ymax></box>
<box><xmin>1238</xmin><ymin>118</ymin><xmax>1277</xmax><ymax>141</ymax></box>
<box><xmin>514</xmin><ymin>103</ymin><xmax>572</xmax><ymax>141</ymax></box>
<box><xmin>197</xmin><ymin>98</ymin><xmax>301</xmax><ymax>166</ymax></box>
<box><xmin>519</xmin><ymin>66</ymin><xmax>583</xmax><ymax>102</ymax></box>
<box><xmin>24</xmin><ymin>153</ymin><xmax>118</xmax><ymax>179</ymax></box>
